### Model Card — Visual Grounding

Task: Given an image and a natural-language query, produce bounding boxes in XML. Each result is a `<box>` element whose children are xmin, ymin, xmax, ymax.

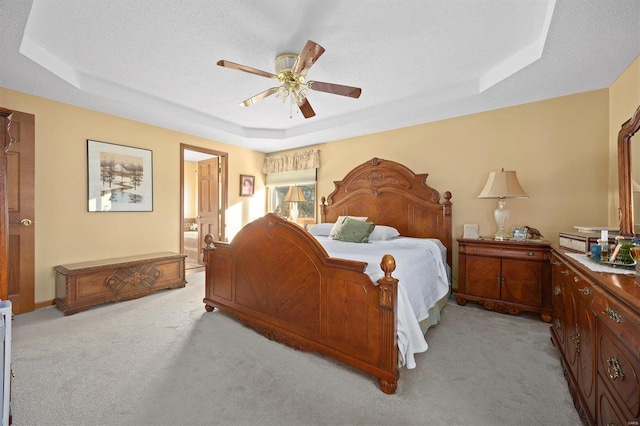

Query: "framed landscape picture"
<box><xmin>87</xmin><ymin>139</ymin><xmax>153</xmax><ymax>212</ymax></box>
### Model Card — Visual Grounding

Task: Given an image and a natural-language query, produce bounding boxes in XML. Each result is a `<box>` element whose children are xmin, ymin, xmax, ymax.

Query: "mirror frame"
<box><xmin>618</xmin><ymin>104</ymin><xmax>640</xmax><ymax>237</ymax></box>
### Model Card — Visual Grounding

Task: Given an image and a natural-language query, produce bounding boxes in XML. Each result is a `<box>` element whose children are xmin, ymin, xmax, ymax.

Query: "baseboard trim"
<box><xmin>35</xmin><ymin>299</ymin><xmax>55</xmax><ymax>309</ymax></box>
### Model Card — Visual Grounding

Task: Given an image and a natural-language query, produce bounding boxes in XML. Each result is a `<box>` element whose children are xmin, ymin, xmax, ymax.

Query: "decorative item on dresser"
<box><xmin>456</xmin><ymin>237</ymin><xmax>552</xmax><ymax>322</ymax></box>
<box><xmin>202</xmin><ymin>158</ymin><xmax>453</xmax><ymax>394</ymax></box>
<box><xmin>559</xmin><ymin>230</ymin><xmax>618</xmax><ymax>254</ymax></box>
<box><xmin>550</xmin><ymin>248</ymin><xmax>639</xmax><ymax>425</ymax></box>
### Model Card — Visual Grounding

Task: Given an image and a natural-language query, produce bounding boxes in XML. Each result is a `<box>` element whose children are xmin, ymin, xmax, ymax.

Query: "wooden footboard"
<box><xmin>202</xmin><ymin>214</ymin><xmax>400</xmax><ymax>393</ymax></box>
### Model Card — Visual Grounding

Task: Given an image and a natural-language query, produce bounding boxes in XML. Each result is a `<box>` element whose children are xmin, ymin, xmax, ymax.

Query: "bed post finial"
<box><xmin>202</xmin><ymin>233</ymin><xmax>216</xmax><ymax>264</ymax></box>
<box><xmin>320</xmin><ymin>196</ymin><xmax>327</xmax><ymax>221</ymax></box>
<box><xmin>380</xmin><ymin>254</ymin><xmax>396</xmax><ymax>277</ymax></box>
<box><xmin>377</xmin><ymin>254</ymin><xmax>398</xmax><ymax>309</ymax></box>
<box><xmin>203</xmin><ymin>233</ymin><xmax>215</xmax><ymax>248</ymax></box>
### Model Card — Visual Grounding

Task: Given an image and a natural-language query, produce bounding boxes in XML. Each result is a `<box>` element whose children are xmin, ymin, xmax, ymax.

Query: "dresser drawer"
<box><xmin>592</xmin><ymin>291</ymin><xmax>640</xmax><ymax>359</ymax></box>
<box><xmin>465</xmin><ymin>245</ymin><xmax>545</xmax><ymax>261</ymax></box>
<box><xmin>597</xmin><ymin>325</ymin><xmax>640</xmax><ymax>419</ymax></box>
<box><xmin>551</xmin><ymin>253</ymin><xmax>591</xmax><ymax>292</ymax></box>
<box><xmin>598</xmin><ymin>375</ymin><xmax>634</xmax><ymax>426</ymax></box>
<box><xmin>551</xmin><ymin>252</ymin><xmax>572</xmax><ymax>274</ymax></box>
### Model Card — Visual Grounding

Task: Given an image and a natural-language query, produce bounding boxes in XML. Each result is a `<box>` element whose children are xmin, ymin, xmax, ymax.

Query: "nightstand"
<box><xmin>456</xmin><ymin>237</ymin><xmax>552</xmax><ymax>322</ymax></box>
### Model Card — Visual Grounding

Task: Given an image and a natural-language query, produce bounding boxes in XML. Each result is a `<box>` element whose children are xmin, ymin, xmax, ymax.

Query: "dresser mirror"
<box><xmin>618</xmin><ymin>104</ymin><xmax>640</xmax><ymax>237</ymax></box>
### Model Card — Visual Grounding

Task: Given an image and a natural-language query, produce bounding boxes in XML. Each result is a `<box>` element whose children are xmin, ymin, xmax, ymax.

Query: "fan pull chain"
<box><xmin>290</xmin><ymin>93</ymin><xmax>294</xmax><ymax>118</ymax></box>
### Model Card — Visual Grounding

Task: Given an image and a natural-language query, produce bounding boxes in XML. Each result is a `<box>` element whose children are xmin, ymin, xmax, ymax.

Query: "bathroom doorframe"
<box><xmin>180</xmin><ymin>143</ymin><xmax>228</xmax><ymax>266</ymax></box>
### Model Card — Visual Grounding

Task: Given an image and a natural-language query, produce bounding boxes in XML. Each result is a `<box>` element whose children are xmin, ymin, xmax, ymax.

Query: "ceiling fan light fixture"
<box><xmin>274</xmin><ymin>54</ymin><xmax>309</xmax><ymax>105</ymax></box>
<box><xmin>217</xmin><ymin>40</ymin><xmax>361</xmax><ymax>119</ymax></box>
<box><xmin>275</xmin><ymin>53</ymin><xmax>297</xmax><ymax>74</ymax></box>
<box><xmin>276</xmin><ymin>85</ymin><xmax>290</xmax><ymax>103</ymax></box>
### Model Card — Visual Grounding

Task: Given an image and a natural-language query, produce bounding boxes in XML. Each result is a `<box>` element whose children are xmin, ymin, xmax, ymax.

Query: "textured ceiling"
<box><xmin>1</xmin><ymin>1</ymin><xmax>639</xmax><ymax>153</ymax></box>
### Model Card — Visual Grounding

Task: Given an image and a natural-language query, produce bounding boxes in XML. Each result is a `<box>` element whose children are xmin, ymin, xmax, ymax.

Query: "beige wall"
<box><xmin>183</xmin><ymin>160</ymin><xmax>197</xmax><ymax>219</ymax></box>
<box><xmin>2</xmin><ymin>54</ymin><xmax>639</xmax><ymax>302</ymax></box>
<box><xmin>0</xmin><ymin>88</ymin><xmax>266</xmax><ymax>303</ymax></box>
<box><xmin>608</xmin><ymin>56</ymin><xmax>640</xmax><ymax>227</ymax></box>
<box><xmin>303</xmin><ymin>89</ymin><xmax>612</xmax><ymax>287</ymax></box>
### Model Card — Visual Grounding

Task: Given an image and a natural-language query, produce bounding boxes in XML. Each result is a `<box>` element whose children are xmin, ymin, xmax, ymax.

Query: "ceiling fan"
<box><xmin>217</xmin><ymin>40</ymin><xmax>362</xmax><ymax>119</ymax></box>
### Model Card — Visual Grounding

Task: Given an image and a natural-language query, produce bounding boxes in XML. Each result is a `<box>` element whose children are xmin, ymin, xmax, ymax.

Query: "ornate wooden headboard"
<box><xmin>320</xmin><ymin>158</ymin><xmax>453</xmax><ymax>266</ymax></box>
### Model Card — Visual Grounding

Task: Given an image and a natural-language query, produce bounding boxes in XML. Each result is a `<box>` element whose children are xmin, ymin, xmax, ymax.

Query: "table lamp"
<box><xmin>284</xmin><ymin>186</ymin><xmax>306</xmax><ymax>222</ymax></box>
<box><xmin>477</xmin><ymin>168</ymin><xmax>528</xmax><ymax>240</ymax></box>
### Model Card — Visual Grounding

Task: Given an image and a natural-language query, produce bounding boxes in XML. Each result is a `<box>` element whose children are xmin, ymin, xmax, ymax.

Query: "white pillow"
<box><xmin>368</xmin><ymin>225</ymin><xmax>401</xmax><ymax>241</ymax></box>
<box><xmin>307</xmin><ymin>223</ymin><xmax>334</xmax><ymax>236</ymax></box>
<box><xmin>329</xmin><ymin>216</ymin><xmax>368</xmax><ymax>239</ymax></box>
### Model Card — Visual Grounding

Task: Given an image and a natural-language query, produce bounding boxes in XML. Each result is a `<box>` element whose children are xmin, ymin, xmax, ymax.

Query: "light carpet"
<box><xmin>10</xmin><ymin>271</ymin><xmax>580</xmax><ymax>425</ymax></box>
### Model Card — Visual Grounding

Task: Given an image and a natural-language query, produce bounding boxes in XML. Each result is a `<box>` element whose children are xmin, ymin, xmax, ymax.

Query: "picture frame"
<box><xmin>240</xmin><ymin>174</ymin><xmax>255</xmax><ymax>196</ymax></box>
<box><xmin>510</xmin><ymin>226</ymin><xmax>528</xmax><ymax>242</ymax></box>
<box><xmin>87</xmin><ymin>139</ymin><xmax>153</xmax><ymax>212</ymax></box>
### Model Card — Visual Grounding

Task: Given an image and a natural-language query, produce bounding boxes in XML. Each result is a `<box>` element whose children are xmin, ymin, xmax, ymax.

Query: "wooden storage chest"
<box><xmin>54</xmin><ymin>252</ymin><xmax>186</xmax><ymax>315</ymax></box>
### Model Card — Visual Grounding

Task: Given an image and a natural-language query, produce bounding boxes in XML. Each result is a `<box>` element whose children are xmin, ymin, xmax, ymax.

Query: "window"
<box><xmin>269</xmin><ymin>184</ymin><xmax>316</xmax><ymax>223</ymax></box>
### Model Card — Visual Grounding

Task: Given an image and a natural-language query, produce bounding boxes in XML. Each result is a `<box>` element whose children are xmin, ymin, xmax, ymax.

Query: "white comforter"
<box><xmin>313</xmin><ymin>236</ymin><xmax>450</xmax><ymax>369</ymax></box>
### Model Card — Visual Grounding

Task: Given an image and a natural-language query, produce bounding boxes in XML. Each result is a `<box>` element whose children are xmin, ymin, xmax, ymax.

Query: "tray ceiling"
<box><xmin>1</xmin><ymin>1</ymin><xmax>639</xmax><ymax>153</ymax></box>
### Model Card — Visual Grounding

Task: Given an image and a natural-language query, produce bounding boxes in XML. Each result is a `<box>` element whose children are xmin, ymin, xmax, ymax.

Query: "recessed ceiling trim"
<box><xmin>19</xmin><ymin>34</ymin><xmax>81</xmax><ymax>88</ymax></box>
<box><xmin>9</xmin><ymin>0</ymin><xmax>637</xmax><ymax>155</ymax></box>
<box><xmin>479</xmin><ymin>0</ymin><xmax>556</xmax><ymax>92</ymax></box>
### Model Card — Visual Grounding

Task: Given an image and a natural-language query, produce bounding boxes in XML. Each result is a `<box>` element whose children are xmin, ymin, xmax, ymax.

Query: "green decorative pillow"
<box><xmin>331</xmin><ymin>217</ymin><xmax>375</xmax><ymax>243</ymax></box>
<box><xmin>328</xmin><ymin>215</ymin><xmax>368</xmax><ymax>239</ymax></box>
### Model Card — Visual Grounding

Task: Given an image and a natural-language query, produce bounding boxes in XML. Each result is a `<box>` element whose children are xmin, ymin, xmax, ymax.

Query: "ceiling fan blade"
<box><xmin>217</xmin><ymin>60</ymin><xmax>276</xmax><ymax>79</ymax></box>
<box><xmin>292</xmin><ymin>40</ymin><xmax>325</xmax><ymax>76</ymax></box>
<box><xmin>297</xmin><ymin>98</ymin><xmax>316</xmax><ymax>118</ymax></box>
<box><xmin>308</xmin><ymin>81</ymin><xmax>362</xmax><ymax>98</ymax></box>
<box><xmin>240</xmin><ymin>87</ymin><xmax>279</xmax><ymax>107</ymax></box>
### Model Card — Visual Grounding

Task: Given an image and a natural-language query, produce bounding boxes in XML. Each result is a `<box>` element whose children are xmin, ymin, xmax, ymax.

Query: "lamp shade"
<box><xmin>478</xmin><ymin>169</ymin><xmax>528</xmax><ymax>199</ymax></box>
<box><xmin>284</xmin><ymin>186</ymin><xmax>306</xmax><ymax>203</ymax></box>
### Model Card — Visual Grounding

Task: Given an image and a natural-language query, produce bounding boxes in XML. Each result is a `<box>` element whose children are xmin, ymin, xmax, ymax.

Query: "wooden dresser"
<box><xmin>456</xmin><ymin>238</ymin><xmax>552</xmax><ymax>322</ymax></box>
<box><xmin>550</xmin><ymin>247</ymin><xmax>640</xmax><ymax>425</ymax></box>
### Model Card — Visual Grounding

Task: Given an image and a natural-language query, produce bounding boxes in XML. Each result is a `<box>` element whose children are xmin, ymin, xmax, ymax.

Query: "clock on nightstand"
<box><xmin>456</xmin><ymin>237</ymin><xmax>552</xmax><ymax>322</ymax></box>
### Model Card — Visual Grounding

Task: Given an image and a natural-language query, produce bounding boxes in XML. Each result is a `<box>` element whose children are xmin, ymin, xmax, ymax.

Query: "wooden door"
<box><xmin>198</xmin><ymin>157</ymin><xmax>220</xmax><ymax>246</ymax></box>
<box><xmin>465</xmin><ymin>256</ymin><xmax>500</xmax><ymax>299</ymax></box>
<box><xmin>0</xmin><ymin>109</ymin><xmax>11</xmax><ymax>301</ymax></box>
<box><xmin>6</xmin><ymin>110</ymin><xmax>35</xmax><ymax>314</ymax></box>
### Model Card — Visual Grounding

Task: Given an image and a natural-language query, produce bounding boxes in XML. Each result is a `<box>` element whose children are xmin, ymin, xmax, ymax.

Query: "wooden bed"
<box><xmin>202</xmin><ymin>158</ymin><xmax>452</xmax><ymax>393</ymax></box>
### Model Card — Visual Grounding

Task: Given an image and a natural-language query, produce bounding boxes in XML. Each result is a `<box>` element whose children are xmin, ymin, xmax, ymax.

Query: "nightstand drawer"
<box><xmin>464</xmin><ymin>245</ymin><xmax>545</xmax><ymax>261</ymax></box>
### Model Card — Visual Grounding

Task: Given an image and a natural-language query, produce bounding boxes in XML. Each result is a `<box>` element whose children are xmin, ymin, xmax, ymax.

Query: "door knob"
<box><xmin>20</xmin><ymin>218</ymin><xmax>32</xmax><ymax>226</ymax></box>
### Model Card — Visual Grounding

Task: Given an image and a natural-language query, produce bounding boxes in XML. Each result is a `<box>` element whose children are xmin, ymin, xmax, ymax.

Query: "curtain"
<box><xmin>262</xmin><ymin>149</ymin><xmax>320</xmax><ymax>174</ymax></box>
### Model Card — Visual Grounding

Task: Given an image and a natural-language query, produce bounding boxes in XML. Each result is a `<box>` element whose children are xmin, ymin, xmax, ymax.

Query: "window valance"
<box><xmin>262</xmin><ymin>149</ymin><xmax>320</xmax><ymax>174</ymax></box>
